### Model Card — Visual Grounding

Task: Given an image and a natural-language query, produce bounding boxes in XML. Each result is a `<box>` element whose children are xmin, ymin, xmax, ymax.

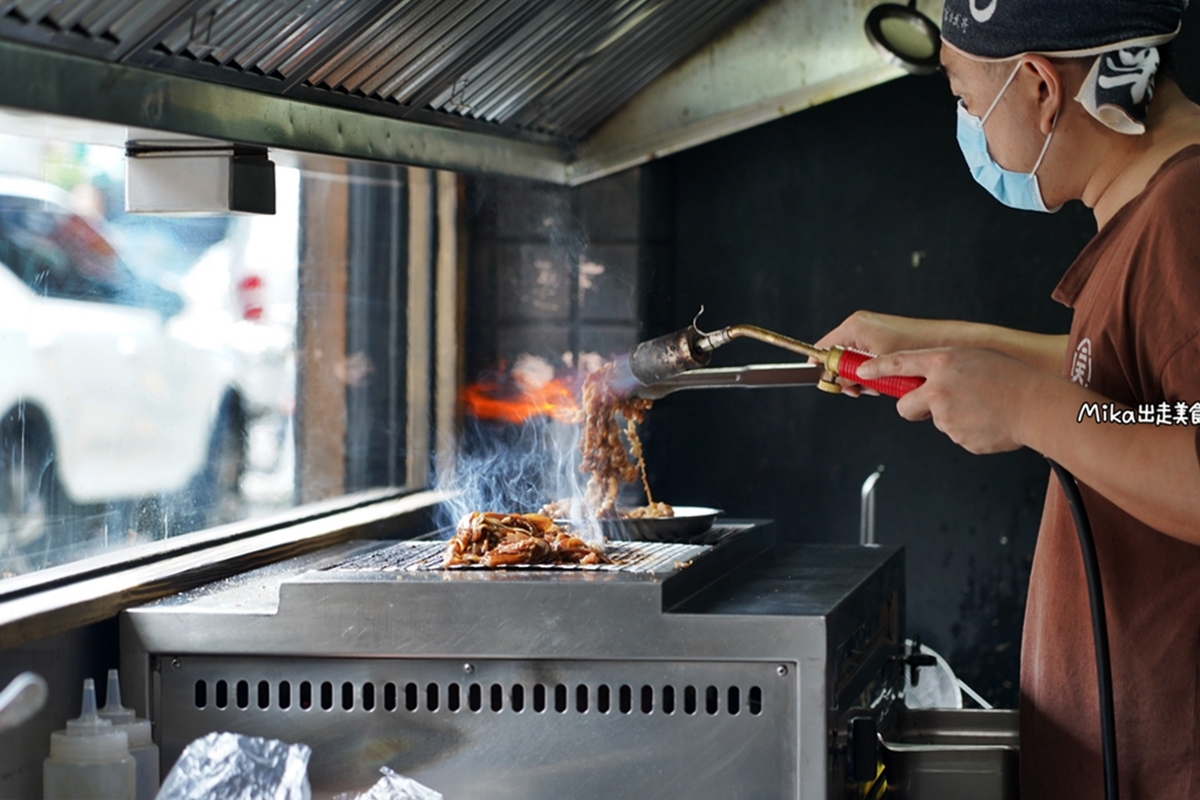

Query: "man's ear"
<box><xmin>1023</xmin><ymin>55</ymin><xmax>1063</xmax><ymax>135</ymax></box>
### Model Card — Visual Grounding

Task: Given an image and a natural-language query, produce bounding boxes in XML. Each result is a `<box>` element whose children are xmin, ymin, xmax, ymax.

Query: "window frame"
<box><xmin>0</xmin><ymin>135</ymin><xmax>463</xmax><ymax>647</ymax></box>
<box><xmin>0</xmin><ymin>487</ymin><xmax>448</xmax><ymax>651</ymax></box>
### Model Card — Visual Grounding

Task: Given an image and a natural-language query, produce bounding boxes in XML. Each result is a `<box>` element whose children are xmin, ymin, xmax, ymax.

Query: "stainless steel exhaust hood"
<box><xmin>0</xmin><ymin>0</ymin><xmax>940</xmax><ymax>184</ymax></box>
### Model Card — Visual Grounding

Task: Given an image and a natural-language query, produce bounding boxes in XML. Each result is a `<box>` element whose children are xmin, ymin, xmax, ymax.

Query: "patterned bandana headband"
<box><xmin>941</xmin><ymin>0</ymin><xmax>1188</xmax><ymax>134</ymax></box>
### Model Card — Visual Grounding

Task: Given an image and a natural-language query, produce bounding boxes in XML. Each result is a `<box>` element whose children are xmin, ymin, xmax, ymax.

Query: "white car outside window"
<box><xmin>0</xmin><ymin>177</ymin><xmax>244</xmax><ymax>571</ymax></box>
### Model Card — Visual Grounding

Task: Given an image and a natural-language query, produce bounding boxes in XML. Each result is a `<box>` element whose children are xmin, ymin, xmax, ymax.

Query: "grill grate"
<box><xmin>328</xmin><ymin>538</ymin><xmax>720</xmax><ymax>575</ymax></box>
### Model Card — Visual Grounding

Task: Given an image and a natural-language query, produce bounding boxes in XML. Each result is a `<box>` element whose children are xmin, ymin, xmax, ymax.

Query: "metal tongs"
<box><xmin>633</xmin><ymin>362</ymin><xmax>822</xmax><ymax>399</ymax></box>
<box><xmin>624</xmin><ymin>310</ymin><xmax>925</xmax><ymax>399</ymax></box>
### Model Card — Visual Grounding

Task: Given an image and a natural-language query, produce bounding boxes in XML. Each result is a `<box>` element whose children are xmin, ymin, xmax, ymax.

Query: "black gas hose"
<box><xmin>1047</xmin><ymin>458</ymin><xmax>1118</xmax><ymax>800</ymax></box>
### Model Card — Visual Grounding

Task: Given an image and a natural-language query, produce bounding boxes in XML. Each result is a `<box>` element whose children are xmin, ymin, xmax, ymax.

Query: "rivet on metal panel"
<box><xmin>776</xmin><ymin>665</ymin><xmax>788</xmax><ymax>677</ymax></box>
<box><xmin>463</xmin><ymin>663</ymin><xmax>475</xmax><ymax>675</ymax></box>
<box><xmin>172</xmin><ymin>658</ymin><xmax>182</xmax><ymax>669</ymax></box>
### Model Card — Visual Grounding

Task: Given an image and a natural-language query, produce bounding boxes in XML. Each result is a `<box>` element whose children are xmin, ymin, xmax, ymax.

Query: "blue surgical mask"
<box><xmin>956</xmin><ymin>62</ymin><xmax>1061</xmax><ymax>213</ymax></box>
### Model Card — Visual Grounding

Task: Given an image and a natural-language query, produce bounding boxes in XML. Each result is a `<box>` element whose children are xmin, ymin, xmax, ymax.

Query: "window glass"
<box><xmin>0</xmin><ymin>196</ymin><xmax>183</xmax><ymax>314</ymax></box>
<box><xmin>0</xmin><ymin>125</ymin><xmax>433</xmax><ymax>579</ymax></box>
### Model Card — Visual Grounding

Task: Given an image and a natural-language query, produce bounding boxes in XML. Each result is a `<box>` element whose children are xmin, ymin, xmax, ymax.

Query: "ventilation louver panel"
<box><xmin>0</xmin><ymin>0</ymin><xmax>199</xmax><ymax>57</ymax></box>
<box><xmin>0</xmin><ymin>0</ymin><xmax>763</xmax><ymax>141</ymax></box>
<box><xmin>159</xmin><ymin>655</ymin><xmax>795</xmax><ymax>796</ymax></box>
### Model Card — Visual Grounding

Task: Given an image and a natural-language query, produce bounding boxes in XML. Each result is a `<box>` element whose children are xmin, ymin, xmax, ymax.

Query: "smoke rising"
<box><xmin>435</xmin><ymin>414</ymin><xmax>591</xmax><ymax>536</ymax></box>
<box><xmin>446</xmin><ymin>178</ymin><xmax>648</xmax><ymax>539</ymax></box>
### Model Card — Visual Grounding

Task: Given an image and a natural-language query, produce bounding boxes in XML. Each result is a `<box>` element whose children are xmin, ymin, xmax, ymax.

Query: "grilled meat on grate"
<box><xmin>443</xmin><ymin>512</ymin><xmax>612</xmax><ymax>568</ymax></box>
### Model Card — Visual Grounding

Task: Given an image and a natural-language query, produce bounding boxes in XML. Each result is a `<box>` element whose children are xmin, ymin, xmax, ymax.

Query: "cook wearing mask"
<box><xmin>814</xmin><ymin>0</ymin><xmax>1200</xmax><ymax>797</ymax></box>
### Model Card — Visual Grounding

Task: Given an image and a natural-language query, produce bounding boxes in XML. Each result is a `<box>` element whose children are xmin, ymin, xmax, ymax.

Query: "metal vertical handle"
<box><xmin>0</xmin><ymin>672</ymin><xmax>47</xmax><ymax>732</ymax></box>
<box><xmin>859</xmin><ymin>466</ymin><xmax>884</xmax><ymax>546</ymax></box>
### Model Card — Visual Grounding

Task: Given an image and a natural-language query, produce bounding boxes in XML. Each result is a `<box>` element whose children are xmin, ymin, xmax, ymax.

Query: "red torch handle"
<box><xmin>836</xmin><ymin>348</ymin><xmax>926</xmax><ymax>398</ymax></box>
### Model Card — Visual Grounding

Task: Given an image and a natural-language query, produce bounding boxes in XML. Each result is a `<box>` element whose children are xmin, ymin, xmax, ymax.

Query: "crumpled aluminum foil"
<box><xmin>155</xmin><ymin>732</ymin><xmax>311</xmax><ymax>800</ymax></box>
<box><xmin>332</xmin><ymin>767</ymin><xmax>443</xmax><ymax>800</ymax></box>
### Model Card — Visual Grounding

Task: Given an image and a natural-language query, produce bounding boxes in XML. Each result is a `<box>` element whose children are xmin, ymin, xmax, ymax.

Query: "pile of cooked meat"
<box><xmin>442</xmin><ymin>511</ymin><xmax>612</xmax><ymax>568</ymax></box>
<box><xmin>623</xmin><ymin>502</ymin><xmax>674</xmax><ymax>519</ymax></box>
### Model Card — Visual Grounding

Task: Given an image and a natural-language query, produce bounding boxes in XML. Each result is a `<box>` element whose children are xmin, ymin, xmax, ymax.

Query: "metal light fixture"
<box><xmin>865</xmin><ymin>0</ymin><xmax>943</xmax><ymax>75</ymax></box>
<box><xmin>125</xmin><ymin>130</ymin><xmax>276</xmax><ymax>216</ymax></box>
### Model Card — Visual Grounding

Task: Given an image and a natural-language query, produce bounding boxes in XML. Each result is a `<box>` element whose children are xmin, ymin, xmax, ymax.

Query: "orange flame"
<box><xmin>462</xmin><ymin>377</ymin><xmax>580</xmax><ymax>424</ymax></box>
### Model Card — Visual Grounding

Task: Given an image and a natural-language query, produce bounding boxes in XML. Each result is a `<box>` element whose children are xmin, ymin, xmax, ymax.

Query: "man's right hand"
<box><xmin>812</xmin><ymin>310</ymin><xmax>1068</xmax><ymax>396</ymax></box>
<box><xmin>812</xmin><ymin>311</ymin><xmax>951</xmax><ymax>396</ymax></box>
<box><xmin>813</xmin><ymin>310</ymin><xmax>949</xmax><ymax>355</ymax></box>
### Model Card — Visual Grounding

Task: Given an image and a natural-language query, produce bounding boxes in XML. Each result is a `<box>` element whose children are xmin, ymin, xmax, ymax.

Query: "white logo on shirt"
<box><xmin>1070</xmin><ymin>337</ymin><xmax>1092</xmax><ymax>387</ymax></box>
<box><xmin>970</xmin><ymin>0</ymin><xmax>997</xmax><ymax>22</ymax></box>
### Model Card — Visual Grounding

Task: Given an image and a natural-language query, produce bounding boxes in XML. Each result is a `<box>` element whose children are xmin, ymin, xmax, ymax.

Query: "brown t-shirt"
<box><xmin>1022</xmin><ymin>144</ymin><xmax>1200</xmax><ymax>800</ymax></box>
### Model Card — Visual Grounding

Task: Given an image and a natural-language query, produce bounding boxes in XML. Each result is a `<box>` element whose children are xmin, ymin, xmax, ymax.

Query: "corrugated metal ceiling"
<box><xmin>0</xmin><ymin>0</ymin><xmax>764</xmax><ymax>142</ymax></box>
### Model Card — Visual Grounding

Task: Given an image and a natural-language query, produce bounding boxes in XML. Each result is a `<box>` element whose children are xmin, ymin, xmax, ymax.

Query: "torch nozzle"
<box><xmin>627</xmin><ymin>323</ymin><xmax>823</xmax><ymax>386</ymax></box>
<box><xmin>627</xmin><ymin>325</ymin><xmax>714</xmax><ymax>386</ymax></box>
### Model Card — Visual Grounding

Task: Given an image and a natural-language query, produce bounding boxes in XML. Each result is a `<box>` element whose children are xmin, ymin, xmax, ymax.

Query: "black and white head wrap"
<box><xmin>941</xmin><ymin>0</ymin><xmax>1188</xmax><ymax>134</ymax></box>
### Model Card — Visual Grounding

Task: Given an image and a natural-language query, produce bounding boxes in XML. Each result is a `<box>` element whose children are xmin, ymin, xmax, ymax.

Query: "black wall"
<box><xmin>643</xmin><ymin>22</ymin><xmax>1200</xmax><ymax>707</ymax></box>
<box><xmin>464</xmin><ymin>170</ymin><xmax>651</xmax><ymax>382</ymax></box>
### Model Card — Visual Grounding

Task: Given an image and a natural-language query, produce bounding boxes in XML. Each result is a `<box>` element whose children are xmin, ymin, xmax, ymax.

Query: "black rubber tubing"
<box><xmin>1047</xmin><ymin>458</ymin><xmax>1119</xmax><ymax>800</ymax></box>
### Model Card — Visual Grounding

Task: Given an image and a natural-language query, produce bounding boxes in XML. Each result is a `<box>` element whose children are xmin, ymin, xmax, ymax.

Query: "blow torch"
<box><xmin>625</xmin><ymin>320</ymin><xmax>926</xmax><ymax>398</ymax></box>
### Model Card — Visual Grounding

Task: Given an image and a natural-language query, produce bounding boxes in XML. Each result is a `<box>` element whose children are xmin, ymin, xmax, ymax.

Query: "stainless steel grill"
<box><xmin>121</xmin><ymin>524</ymin><xmax>907</xmax><ymax>799</ymax></box>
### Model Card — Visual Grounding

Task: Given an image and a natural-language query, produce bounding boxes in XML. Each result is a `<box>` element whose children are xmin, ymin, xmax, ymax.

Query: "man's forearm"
<box><xmin>858</xmin><ymin>342</ymin><xmax>1200</xmax><ymax>542</ymax></box>
<box><xmin>933</xmin><ymin>321</ymin><xmax>1068</xmax><ymax>374</ymax></box>
<box><xmin>1016</xmin><ymin>373</ymin><xmax>1200</xmax><ymax>544</ymax></box>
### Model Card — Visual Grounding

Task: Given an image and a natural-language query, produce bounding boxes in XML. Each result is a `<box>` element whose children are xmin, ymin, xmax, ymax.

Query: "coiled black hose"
<box><xmin>1047</xmin><ymin>458</ymin><xmax>1118</xmax><ymax>800</ymax></box>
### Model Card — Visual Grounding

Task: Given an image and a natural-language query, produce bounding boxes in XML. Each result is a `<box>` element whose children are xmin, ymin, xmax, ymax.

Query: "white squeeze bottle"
<box><xmin>43</xmin><ymin>678</ymin><xmax>136</xmax><ymax>800</ymax></box>
<box><xmin>98</xmin><ymin>670</ymin><xmax>159</xmax><ymax>800</ymax></box>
